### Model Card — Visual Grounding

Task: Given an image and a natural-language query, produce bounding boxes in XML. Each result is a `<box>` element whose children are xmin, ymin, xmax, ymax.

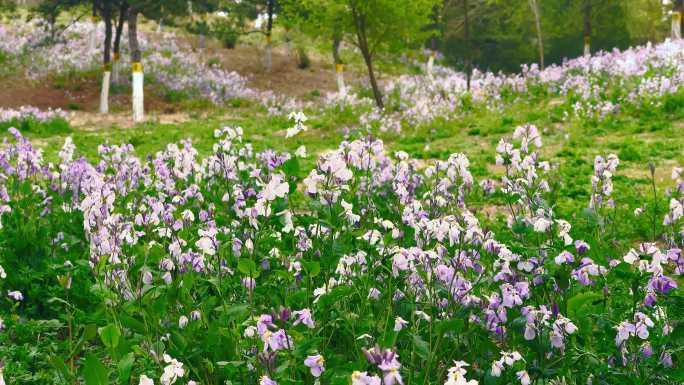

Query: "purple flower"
<box><xmin>368</xmin><ymin>288</ymin><xmax>381</xmax><ymax>300</ymax></box>
<box><xmin>378</xmin><ymin>354</ymin><xmax>403</xmax><ymax>385</ymax></box>
<box><xmin>660</xmin><ymin>351</ymin><xmax>673</xmax><ymax>368</ymax></box>
<box><xmin>304</xmin><ymin>354</ymin><xmax>325</xmax><ymax>377</ymax></box>
<box><xmin>190</xmin><ymin>310</ymin><xmax>201</xmax><ymax>321</ymax></box>
<box><xmin>351</xmin><ymin>371</ymin><xmax>382</xmax><ymax>385</ymax></box>
<box><xmin>260</xmin><ymin>375</ymin><xmax>277</xmax><ymax>385</ymax></box>
<box><xmin>575</xmin><ymin>240</ymin><xmax>590</xmax><ymax>255</ymax></box>
<box><xmin>650</xmin><ymin>275</ymin><xmax>677</xmax><ymax>294</ymax></box>
<box><xmin>293</xmin><ymin>309</ymin><xmax>315</xmax><ymax>328</ymax></box>
<box><xmin>241</xmin><ymin>277</ymin><xmax>256</xmax><ymax>292</ymax></box>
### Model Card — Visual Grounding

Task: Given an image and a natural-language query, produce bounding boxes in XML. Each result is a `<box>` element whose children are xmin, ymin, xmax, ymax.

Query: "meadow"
<box><xmin>1</xmin><ymin>5</ymin><xmax>684</xmax><ymax>385</ymax></box>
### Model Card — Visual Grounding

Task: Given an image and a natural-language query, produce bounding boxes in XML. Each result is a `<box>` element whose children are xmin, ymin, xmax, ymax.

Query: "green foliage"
<box><xmin>0</xmin><ymin>118</ymin><xmax>72</xmax><ymax>137</ymax></box>
<box><xmin>210</xmin><ymin>17</ymin><xmax>240</xmax><ymax>48</ymax></box>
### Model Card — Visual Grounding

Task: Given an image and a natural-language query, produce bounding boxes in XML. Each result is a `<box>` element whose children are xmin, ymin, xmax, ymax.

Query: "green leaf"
<box><xmin>99</xmin><ymin>323</ymin><xmax>121</xmax><ymax>349</ymax></box>
<box><xmin>117</xmin><ymin>353</ymin><xmax>135</xmax><ymax>385</ymax></box>
<box><xmin>567</xmin><ymin>292</ymin><xmax>603</xmax><ymax>319</ymax></box>
<box><xmin>83</xmin><ymin>354</ymin><xmax>108</xmax><ymax>385</ymax></box>
<box><xmin>302</xmin><ymin>261</ymin><xmax>321</xmax><ymax>278</ymax></box>
<box><xmin>237</xmin><ymin>258</ymin><xmax>260</xmax><ymax>278</ymax></box>
<box><xmin>412</xmin><ymin>334</ymin><xmax>430</xmax><ymax>359</ymax></box>
<box><xmin>283</xmin><ymin>157</ymin><xmax>300</xmax><ymax>178</ymax></box>
<box><xmin>50</xmin><ymin>356</ymin><xmax>73</xmax><ymax>382</ymax></box>
<box><xmin>436</xmin><ymin>318</ymin><xmax>465</xmax><ymax>335</ymax></box>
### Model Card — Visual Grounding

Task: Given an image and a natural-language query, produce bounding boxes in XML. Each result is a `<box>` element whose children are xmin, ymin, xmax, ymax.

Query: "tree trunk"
<box><xmin>464</xmin><ymin>0</ymin><xmax>471</xmax><ymax>91</ymax></box>
<box><xmin>332</xmin><ymin>31</ymin><xmax>346</xmax><ymax>94</ymax></box>
<box><xmin>264</xmin><ymin>0</ymin><xmax>274</xmax><ymax>72</ymax></box>
<box><xmin>426</xmin><ymin>4</ymin><xmax>440</xmax><ymax>78</ymax></box>
<box><xmin>583</xmin><ymin>0</ymin><xmax>591</xmax><ymax>55</ymax></box>
<box><xmin>112</xmin><ymin>2</ymin><xmax>127</xmax><ymax>85</ymax></box>
<box><xmin>427</xmin><ymin>36</ymin><xmax>436</xmax><ymax>78</ymax></box>
<box><xmin>351</xmin><ymin>6</ymin><xmax>383</xmax><ymax>109</ymax></box>
<box><xmin>673</xmin><ymin>0</ymin><xmax>683</xmax><ymax>40</ymax></box>
<box><xmin>100</xmin><ymin>1</ymin><xmax>113</xmax><ymax>114</ymax></box>
<box><xmin>90</xmin><ymin>2</ymin><xmax>98</xmax><ymax>52</ymax></box>
<box><xmin>128</xmin><ymin>10</ymin><xmax>144</xmax><ymax>122</ymax></box>
<box><xmin>529</xmin><ymin>0</ymin><xmax>544</xmax><ymax>70</ymax></box>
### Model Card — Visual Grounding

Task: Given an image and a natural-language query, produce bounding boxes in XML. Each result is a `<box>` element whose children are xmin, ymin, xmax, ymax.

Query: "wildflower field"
<box><xmin>2</xmin><ymin>2</ymin><xmax>684</xmax><ymax>385</ymax></box>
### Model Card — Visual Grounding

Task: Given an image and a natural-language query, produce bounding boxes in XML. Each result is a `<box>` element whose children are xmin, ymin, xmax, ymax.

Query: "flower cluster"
<box><xmin>0</xmin><ymin>123</ymin><xmax>681</xmax><ymax>384</ymax></box>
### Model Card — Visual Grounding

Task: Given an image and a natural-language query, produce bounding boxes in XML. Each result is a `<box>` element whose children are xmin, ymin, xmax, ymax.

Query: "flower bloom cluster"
<box><xmin>0</xmin><ymin>106</ymin><xmax>68</xmax><ymax>124</ymax></box>
<box><xmin>0</xmin><ymin>122</ymin><xmax>682</xmax><ymax>384</ymax></box>
<box><xmin>0</xmin><ymin>20</ymin><xmax>303</xmax><ymax>114</ymax></box>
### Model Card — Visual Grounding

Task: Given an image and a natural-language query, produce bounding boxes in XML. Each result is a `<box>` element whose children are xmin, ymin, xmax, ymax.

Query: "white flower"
<box><xmin>178</xmin><ymin>315</ymin><xmax>189</xmax><ymax>329</ymax></box>
<box><xmin>444</xmin><ymin>360</ymin><xmax>478</xmax><ymax>385</ymax></box>
<box><xmin>139</xmin><ymin>375</ymin><xmax>154</xmax><ymax>385</ymax></box>
<box><xmin>516</xmin><ymin>370</ymin><xmax>531</xmax><ymax>385</ymax></box>
<box><xmin>262</xmin><ymin>175</ymin><xmax>289</xmax><ymax>201</ymax></box>
<box><xmin>195</xmin><ymin>237</ymin><xmax>215</xmax><ymax>256</ymax></box>
<box><xmin>623</xmin><ymin>249</ymin><xmax>639</xmax><ymax>265</ymax></box>
<box><xmin>359</xmin><ymin>230</ymin><xmax>382</xmax><ymax>245</ymax></box>
<box><xmin>533</xmin><ymin>217</ymin><xmax>552</xmax><ymax>232</ymax></box>
<box><xmin>286</xmin><ymin>111</ymin><xmax>308</xmax><ymax>138</ymax></box>
<box><xmin>490</xmin><ymin>360</ymin><xmax>504</xmax><ymax>377</ymax></box>
<box><xmin>295</xmin><ymin>145</ymin><xmax>307</xmax><ymax>158</ymax></box>
<box><xmin>341</xmin><ymin>200</ymin><xmax>360</xmax><ymax>225</ymax></box>
<box><xmin>415</xmin><ymin>310</ymin><xmax>432</xmax><ymax>322</ymax></box>
<box><xmin>7</xmin><ymin>291</ymin><xmax>23</xmax><ymax>301</ymax></box>
<box><xmin>394</xmin><ymin>316</ymin><xmax>409</xmax><ymax>332</ymax></box>
<box><xmin>244</xmin><ymin>325</ymin><xmax>257</xmax><ymax>338</ymax></box>
<box><xmin>160</xmin><ymin>354</ymin><xmax>185</xmax><ymax>385</ymax></box>
<box><xmin>555</xmin><ymin>219</ymin><xmax>572</xmax><ymax>245</ymax></box>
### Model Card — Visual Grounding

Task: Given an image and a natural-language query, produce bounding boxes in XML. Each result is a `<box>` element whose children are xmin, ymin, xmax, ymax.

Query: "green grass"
<box><xmin>12</xmin><ymin>82</ymin><xmax>684</xmax><ymax>236</ymax></box>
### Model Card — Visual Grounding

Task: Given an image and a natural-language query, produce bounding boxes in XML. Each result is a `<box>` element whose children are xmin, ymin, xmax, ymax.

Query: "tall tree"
<box><xmin>223</xmin><ymin>0</ymin><xmax>280</xmax><ymax>71</ymax></box>
<box><xmin>95</xmin><ymin>0</ymin><xmax>115</xmax><ymax>114</ymax></box>
<box><xmin>124</xmin><ymin>0</ymin><xmax>192</xmax><ymax>121</ymax></box>
<box><xmin>463</xmin><ymin>0</ymin><xmax>472</xmax><ymax>90</ymax></box>
<box><xmin>583</xmin><ymin>0</ymin><xmax>591</xmax><ymax>55</ymax></box>
<box><xmin>280</xmin><ymin>0</ymin><xmax>348</xmax><ymax>92</ymax></box>
<box><xmin>111</xmin><ymin>1</ymin><xmax>127</xmax><ymax>84</ymax></box>
<box><xmin>128</xmin><ymin>5</ymin><xmax>143</xmax><ymax>121</ymax></box>
<box><xmin>673</xmin><ymin>0</ymin><xmax>683</xmax><ymax>39</ymax></box>
<box><xmin>528</xmin><ymin>0</ymin><xmax>544</xmax><ymax>69</ymax></box>
<box><xmin>332</xmin><ymin>23</ymin><xmax>346</xmax><ymax>93</ymax></box>
<box><xmin>343</xmin><ymin>0</ymin><xmax>438</xmax><ymax>108</ymax></box>
<box><xmin>264</xmin><ymin>0</ymin><xmax>275</xmax><ymax>71</ymax></box>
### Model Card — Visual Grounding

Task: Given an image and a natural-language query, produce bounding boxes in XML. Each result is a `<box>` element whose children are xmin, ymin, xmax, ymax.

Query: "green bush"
<box><xmin>211</xmin><ymin>18</ymin><xmax>240</xmax><ymax>49</ymax></box>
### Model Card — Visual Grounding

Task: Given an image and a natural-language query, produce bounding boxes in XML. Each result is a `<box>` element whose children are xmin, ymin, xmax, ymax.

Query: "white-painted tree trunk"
<box><xmin>99</xmin><ymin>71</ymin><xmax>111</xmax><ymax>114</ymax></box>
<box><xmin>583</xmin><ymin>37</ymin><xmax>591</xmax><ymax>56</ymax></box>
<box><xmin>427</xmin><ymin>53</ymin><xmax>435</xmax><ymax>77</ymax></box>
<box><xmin>157</xmin><ymin>19</ymin><xmax>163</xmax><ymax>34</ymax></box>
<box><xmin>335</xmin><ymin>64</ymin><xmax>346</xmax><ymax>94</ymax></box>
<box><xmin>132</xmin><ymin>65</ymin><xmax>144</xmax><ymax>122</ymax></box>
<box><xmin>673</xmin><ymin>12</ymin><xmax>682</xmax><ymax>40</ymax></box>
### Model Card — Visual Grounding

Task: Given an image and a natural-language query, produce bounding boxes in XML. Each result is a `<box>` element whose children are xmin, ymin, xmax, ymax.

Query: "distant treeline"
<box><xmin>439</xmin><ymin>0</ymin><xmax>669</xmax><ymax>72</ymax></box>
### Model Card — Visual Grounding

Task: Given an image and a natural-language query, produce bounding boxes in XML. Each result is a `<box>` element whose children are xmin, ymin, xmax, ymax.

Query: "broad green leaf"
<box><xmin>99</xmin><ymin>323</ymin><xmax>121</xmax><ymax>349</ymax></box>
<box><xmin>117</xmin><ymin>353</ymin><xmax>135</xmax><ymax>385</ymax></box>
<box><xmin>83</xmin><ymin>354</ymin><xmax>108</xmax><ymax>385</ymax></box>
<box><xmin>412</xmin><ymin>333</ymin><xmax>429</xmax><ymax>359</ymax></box>
<box><xmin>237</xmin><ymin>258</ymin><xmax>260</xmax><ymax>278</ymax></box>
<box><xmin>302</xmin><ymin>261</ymin><xmax>321</xmax><ymax>278</ymax></box>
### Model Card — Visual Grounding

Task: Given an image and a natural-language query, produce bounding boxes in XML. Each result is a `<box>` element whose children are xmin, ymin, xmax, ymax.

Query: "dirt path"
<box><xmin>67</xmin><ymin>110</ymin><xmax>194</xmax><ymax>130</ymax></box>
